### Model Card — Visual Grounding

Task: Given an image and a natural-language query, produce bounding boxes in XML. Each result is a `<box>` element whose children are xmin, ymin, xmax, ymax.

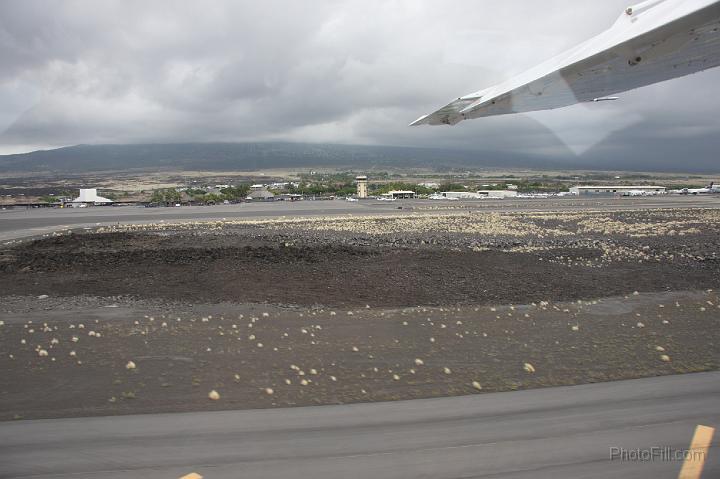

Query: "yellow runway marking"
<box><xmin>678</xmin><ymin>425</ymin><xmax>714</xmax><ymax>479</ymax></box>
<box><xmin>179</xmin><ymin>473</ymin><xmax>202</xmax><ymax>479</ymax></box>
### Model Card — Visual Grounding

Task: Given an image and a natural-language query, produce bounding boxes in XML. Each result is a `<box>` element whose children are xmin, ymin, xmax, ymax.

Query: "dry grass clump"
<box><xmin>279</xmin><ymin>213</ymin><xmax>570</xmax><ymax>238</ymax></box>
<box><xmin>92</xmin><ymin>210</ymin><xmax>720</xmax><ymax>267</ymax></box>
<box><xmin>96</xmin><ymin>212</ymin><xmax>572</xmax><ymax>238</ymax></box>
<box><xmin>573</xmin><ymin>210</ymin><xmax>720</xmax><ymax>237</ymax></box>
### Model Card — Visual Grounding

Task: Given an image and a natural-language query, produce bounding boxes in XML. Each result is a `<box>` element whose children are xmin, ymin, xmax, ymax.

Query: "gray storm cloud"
<box><xmin>1</xmin><ymin>0</ymin><xmax>720</xmax><ymax>170</ymax></box>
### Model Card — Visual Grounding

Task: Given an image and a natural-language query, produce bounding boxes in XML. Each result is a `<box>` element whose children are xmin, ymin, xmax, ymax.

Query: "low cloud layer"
<box><xmin>1</xmin><ymin>0</ymin><xmax>719</xmax><ymax>170</ymax></box>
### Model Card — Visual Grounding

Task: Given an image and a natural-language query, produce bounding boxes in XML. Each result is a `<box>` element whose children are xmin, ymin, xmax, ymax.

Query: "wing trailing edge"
<box><xmin>412</xmin><ymin>0</ymin><xmax>720</xmax><ymax>126</ymax></box>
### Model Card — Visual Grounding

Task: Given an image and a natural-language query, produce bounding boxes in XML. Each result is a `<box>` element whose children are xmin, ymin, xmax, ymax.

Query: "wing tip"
<box><xmin>409</xmin><ymin>114</ymin><xmax>429</xmax><ymax>126</ymax></box>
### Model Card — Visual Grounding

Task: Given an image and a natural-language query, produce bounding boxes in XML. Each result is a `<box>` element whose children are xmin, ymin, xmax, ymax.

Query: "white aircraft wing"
<box><xmin>411</xmin><ymin>0</ymin><xmax>720</xmax><ymax>126</ymax></box>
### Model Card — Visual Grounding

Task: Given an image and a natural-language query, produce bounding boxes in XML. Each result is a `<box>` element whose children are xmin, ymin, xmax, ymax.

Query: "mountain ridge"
<box><xmin>0</xmin><ymin>141</ymin><xmax>717</xmax><ymax>174</ymax></box>
<box><xmin>0</xmin><ymin>142</ymin><xmax>568</xmax><ymax>173</ymax></box>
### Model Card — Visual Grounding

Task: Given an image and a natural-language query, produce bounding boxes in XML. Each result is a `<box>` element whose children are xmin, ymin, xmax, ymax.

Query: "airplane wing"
<box><xmin>411</xmin><ymin>0</ymin><xmax>720</xmax><ymax>126</ymax></box>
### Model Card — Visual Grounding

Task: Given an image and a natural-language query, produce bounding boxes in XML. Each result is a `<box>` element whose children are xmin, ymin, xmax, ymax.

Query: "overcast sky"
<box><xmin>1</xmin><ymin>0</ymin><xmax>719</xmax><ymax>169</ymax></box>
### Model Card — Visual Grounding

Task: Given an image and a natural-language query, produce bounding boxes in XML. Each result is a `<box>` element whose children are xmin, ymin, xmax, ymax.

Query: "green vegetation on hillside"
<box><xmin>150</xmin><ymin>189</ymin><xmax>182</xmax><ymax>204</ymax></box>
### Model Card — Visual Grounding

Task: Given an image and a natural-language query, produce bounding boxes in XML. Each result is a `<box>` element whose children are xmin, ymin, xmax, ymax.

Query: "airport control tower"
<box><xmin>356</xmin><ymin>175</ymin><xmax>368</xmax><ymax>198</ymax></box>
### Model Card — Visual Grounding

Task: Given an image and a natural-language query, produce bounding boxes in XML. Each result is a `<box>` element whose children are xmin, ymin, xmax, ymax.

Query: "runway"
<box><xmin>1</xmin><ymin>195</ymin><xmax>718</xmax><ymax>242</ymax></box>
<box><xmin>0</xmin><ymin>372</ymin><xmax>717</xmax><ymax>479</ymax></box>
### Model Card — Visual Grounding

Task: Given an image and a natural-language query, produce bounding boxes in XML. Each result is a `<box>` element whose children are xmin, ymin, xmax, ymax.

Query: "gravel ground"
<box><xmin>0</xmin><ymin>208</ymin><xmax>718</xmax><ymax>420</ymax></box>
<box><xmin>1</xmin><ymin>209</ymin><xmax>719</xmax><ymax>307</ymax></box>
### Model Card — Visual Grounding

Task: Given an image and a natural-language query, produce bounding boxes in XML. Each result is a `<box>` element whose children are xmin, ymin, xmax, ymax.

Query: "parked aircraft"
<box><xmin>412</xmin><ymin>0</ymin><xmax>720</xmax><ymax>126</ymax></box>
<box><xmin>681</xmin><ymin>181</ymin><xmax>719</xmax><ymax>194</ymax></box>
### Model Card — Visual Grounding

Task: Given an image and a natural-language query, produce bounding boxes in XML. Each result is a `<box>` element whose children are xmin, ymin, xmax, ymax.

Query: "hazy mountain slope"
<box><xmin>1</xmin><ymin>139</ymin><xmax>716</xmax><ymax>174</ymax></box>
<box><xmin>0</xmin><ymin>142</ymin><xmax>567</xmax><ymax>173</ymax></box>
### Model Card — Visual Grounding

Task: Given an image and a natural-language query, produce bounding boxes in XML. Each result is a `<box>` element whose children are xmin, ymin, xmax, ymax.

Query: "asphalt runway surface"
<box><xmin>0</xmin><ymin>372</ymin><xmax>717</xmax><ymax>479</ymax></box>
<box><xmin>1</xmin><ymin>195</ymin><xmax>719</xmax><ymax>242</ymax></box>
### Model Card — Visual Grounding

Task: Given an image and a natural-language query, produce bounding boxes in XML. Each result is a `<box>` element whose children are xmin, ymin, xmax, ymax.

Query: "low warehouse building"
<box><xmin>477</xmin><ymin>190</ymin><xmax>518</xmax><ymax>198</ymax></box>
<box><xmin>569</xmin><ymin>185</ymin><xmax>666</xmax><ymax>196</ymax></box>
<box><xmin>246</xmin><ymin>189</ymin><xmax>275</xmax><ymax>201</ymax></box>
<box><xmin>441</xmin><ymin>191</ymin><xmax>483</xmax><ymax>199</ymax></box>
<box><xmin>383</xmin><ymin>190</ymin><xmax>416</xmax><ymax>199</ymax></box>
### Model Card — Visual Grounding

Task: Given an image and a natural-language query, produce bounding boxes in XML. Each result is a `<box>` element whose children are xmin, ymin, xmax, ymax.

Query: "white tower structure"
<box><xmin>356</xmin><ymin>176</ymin><xmax>368</xmax><ymax>198</ymax></box>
